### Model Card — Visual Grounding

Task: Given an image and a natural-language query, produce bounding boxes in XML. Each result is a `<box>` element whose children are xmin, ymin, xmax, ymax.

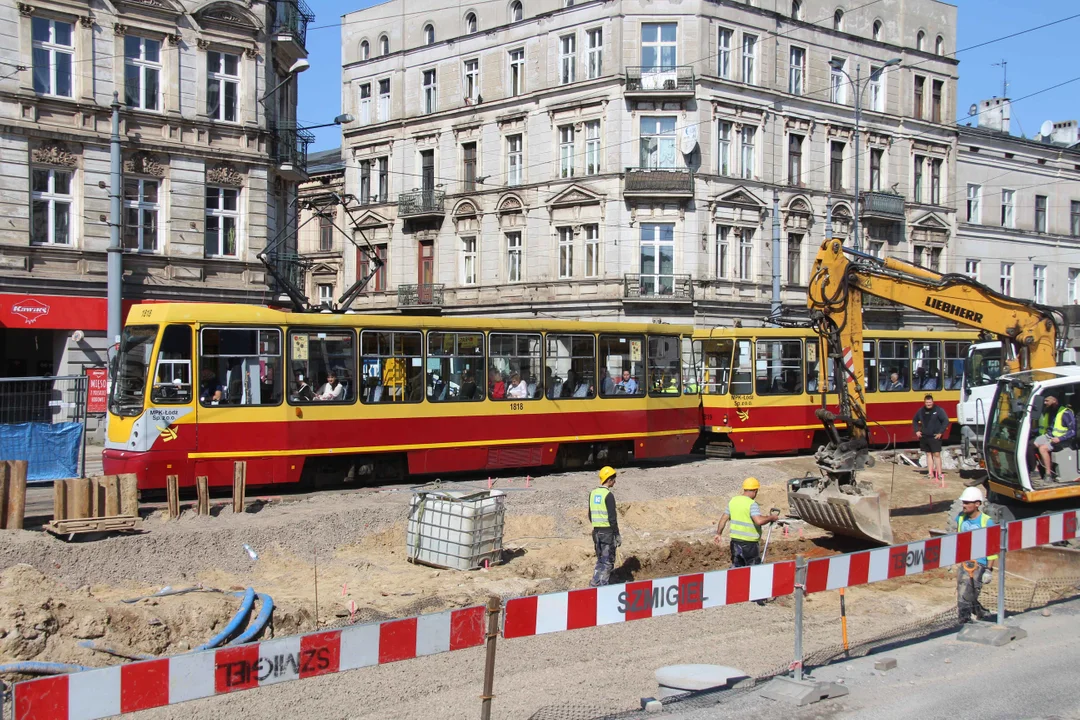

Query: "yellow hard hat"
<box><xmin>742</xmin><ymin>477</ymin><xmax>760</xmax><ymax>491</ymax></box>
<box><xmin>598</xmin><ymin>466</ymin><xmax>617</xmax><ymax>483</ymax></box>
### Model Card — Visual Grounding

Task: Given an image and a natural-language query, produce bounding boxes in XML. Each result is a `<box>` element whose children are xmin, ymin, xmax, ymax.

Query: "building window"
<box><xmin>461</xmin><ymin>236</ymin><xmax>477</xmax><ymax>285</ymax></box>
<box><xmin>1070</xmin><ymin>269</ymin><xmax>1079</xmax><ymax>304</ymax></box>
<box><xmin>913</xmin><ymin>244</ymin><xmax>926</xmax><ymax>267</ymax></box>
<box><xmin>559</xmin><ymin>125</ymin><xmax>575</xmax><ymax>178</ymax></box>
<box><xmin>465</xmin><ymin>12</ymin><xmax>477</xmax><ymax>34</ymax></box>
<box><xmin>379</xmin><ymin>35</ymin><xmax>389</xmax><ymax>55</ymax></box>
<box><xmin>791</xmin><ymin>0</ymin><xmax>802</xmax><ymax>20</ymax></box>
<box><xmin>358</xmin><ymin>244</ymin><xmax>387</xmax><ymax>292</ymax></box>
<box><xmin>830</xmin><ymin>57</ymin><xmax>846</xmax><ymax>103</ymax></box>
<box><xmin>558</xmin><ymin>226</ymin><xmax>574</xmax><ymax>278</ymax></box>
<box><xmin>205</xmin><ymin>186</ymin><xmax>239</xmax><ymax>257</ymax></box>
<box><xmin>1000</xmin><ymin>262</ymin><xmax>1014</xmax><ymax>296</ymax></box>
<box><xmin>914</xmin><ymin>155</ymin><xmax>925</xmax><ymax>203</ymax></box>
<box><xmin>868</xmin><ymin>241</ymin><xmax>884</xmax><ymax>259</ymax></box>
<box><xmin>964</xmin><ymin>259</ymin><xmax>980</xmax><ymax>281</ymax></box>
<box><xmin>931</xmin><ymin>80</ymin><xmax>943</xmax><ymax>123</ymax></box>
<box><xmin>936</xmin><ymin>36</ymin><xmax>944</xmax><ymax>55</ymax></box>
<box><xmin>742</xmin><ymin>34</ymin><xmax>757</xmax><ymax>85</ymax></box>
<box><xmin>869</xmin><ymin>148</ymin><xmax>883</xmax><ymax>191</ymax></box>
<box><xmin>1035</xmin><ymin>194</ymin><xmax>1048</xmax><ymax>233</ymax></box>
<box><xmin>718</xmin><ymin>121</ymin><xmax>732</xmax><ymax>176</ymax></box>
<box><xmin>1033</xmin><ymin>265</ymin><xmax>1047</xmax><ymax>303</ymax></box>
<box><xmin>641</xmin><ymin>23</ymin><xmax>677</xmax><ymax>71</ymax></box>
<box><xmin>359</xmin><ymin>160</ymin><xmax>371</xmax><ymax>203</ymax></box>
<box><xmin>319</xmin><ymin>214</ymin><xmax>333</xmax><ymax>251</ymax></box>
<box><xmin>787</xmin><ymin>233</ymin><xmax>802</xmax><ymax>285</ymax></box>
<box><xmin>30</xmin><ymin>167</ymin><xmax>72</xmax><ymax>245</ymax></box>
<box><xmin>378</xmin><ymin>79</ymin><xmax>390</xmax><ymax>121</ymax></box>
<box><xmin>830</xmin><ymin>141</ymin><xmax>844</xmax><ymax>191</ymax></box>
<box><xmin>585</xmin><ymin>224</ymin><xmax>600</xmax><ymax>277</ymax></box>
<box><xmin>507</xmin><ymin>134</ymin><xmax>523</xmax><ymax>186</ymax></box>
<box><xmin>462</xmin><ymin>142</ymin><xmax>477</xmax><ymax>192</ymax></box>
<box><xmin>423</xmin><ymin>69</ymin><xmax>437</xmax><ymax>114</ymax></box>
<box><xmin>423</xmin><ymin>25</ymin><xmax>434</xmax><ymax>45</ymax></box>
<box><xmin>640</xmin><ymin>116</ymin><xmax>677</xmax><ymax>169</ymax></box>
<box><xmin>872</xmin><ymin>19</ymin><xmax>882</xmax><ymax>40</ymax></box>
<box><xmin>788</xmin><ymin>134</ymin><xmax>803</xmax><ymax>185</ymax></box>
<box><xmin>640</xmin><ymin>223</ymin><xmax>675</xmax><ymax>295</ymax></box>
<box><xmin>360</xmin><ymin>40</ymin><xmax>369</xmax><ymax>60</ymax></box>
<box><xmin>358</xmin><ymin>83</ymin><xmax>371</xmax><ymax>124</ymax></box>
<box><xmin>559</xmin><ymin>34</ymin><xmax>576</xmax><ymax>84</ymax></box>
<box><xmin>510</xmin><ymin>1</ymin><xmax>523</xmax><ymax>22</ymax></box>
<box><xmin>378</xmin><ymin>157</ymin><xmax>388</xmax><ymax>201</ymax></box>
<box><xmin>317</xmin><ymin>283</ymin><xmax>333</xmax><ymax>305</ymax></box>
<box><xmin>916</xmin><ymin>30</ymin><xmax>925</xmax><ymax>51</ymax></box>
<box><xmin>123</xmin><ymin>178</ymin><xmax>159</xmax><ymax>252</ymax></box>
<box><xmin>737</xmin><ymin>228</ymin><xmax>754</xmax><ymax>281</ymax></box>
<box><xmin>717</xmin><ymin>28</ymin><xmax>732</xmax><ymax>79</ymax></box>
<box><xmin>464</xmin><ymin>59</ymin><xmax>480</xmax><ymax>103</ymax></box>
<box><xmin>32</xmin><ymin>17</ymin><xmax>73</xmax><ymax>97</ymax></box>
<box><xmin>1001</xmin><ymin>189</ymin><xmax>1015</xmax><ymax>228</ymax></box>
<box><xmin>789</xmin><ymin>46</ymin><xmax>805</xmax><ymax>95</ymax></box>
<box><xmin>507</xmin><ymin>231</ymin><xmax>523</xmax><ymax>282</ymax></box>
<box><xmin>914</xmin><ymin>76</ymin><xmax>925</xmax><ymax>120</ymax></box>
<box><xmin>930</xmin><ymin>246</ymin><xmax>941</xmax><ymax>271</ymax></box>
<box><xmin>869</xmin><ymin>65</ymin><xmax>884</xmax><ymax>112</ymax></box>
<box><xmin>585</xmin><ymin>120</ymin><xmax>601</xmax><ymax>175</ymax></box>
<box><xmin>716</xmin><ymin>226</ymin><xmax>729</xmax><ymax>278</ymax></box>
<box><xmin>833</xmin><ymin>8</ymin><xmax>844</xmax><ymax>30</ymax></box>
<box><xmin>509</xmin><ymin>49</ymin><xmax>525</xmax><ymax>96</ymax></box>
<box><xmin>586</xmin><ymin>28</ymin><xmax>602</xmax><ymax>79</ymax></box>
<box><xmin>1071</xmin><ymin>201</ymin><xmax>1080</xmax><ymax>237</ymax></box>
<box><xmin>207</xmin><ymin>51</ymin><xmax>239</xmax><ymax>122</ymax></box>
<box><xmin>930</xmin><ymin>158</ymin><xmax>942</xmax><ymax>204</ymax></box>
<box><xmin>124</xmin><ymin>36</ymin><xmax>161</xmax><ymax>111</ymax></box>
<box><xmin>967</xmin><ymin>184</ymin><xmax>981</xmax><ymax>223</ymax></box>
<box><xmin>740</xmin><ymin>126</ymin><xmax>756</xmax><ymax>179</ymax></box>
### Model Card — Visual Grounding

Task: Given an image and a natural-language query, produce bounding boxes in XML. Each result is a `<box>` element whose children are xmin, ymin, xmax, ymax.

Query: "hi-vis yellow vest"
<box><xmin>1039</xmin><ymin>407</ymin><xmax>1070</xmax><ymax>438</ymax></box>
<box><xmin>728</xmin><ymin>495</ymin><xmax>760</xmax><ymax>542</ymax></box>
<box><xmin>590</xmin><ymin>487</ymin><xmax>611</xmax><ymax>528</ymax></box>
<box><xmin>956</xmin><ymin>512</ymin><xmax>999</xmax><ymax>562</ymax></box>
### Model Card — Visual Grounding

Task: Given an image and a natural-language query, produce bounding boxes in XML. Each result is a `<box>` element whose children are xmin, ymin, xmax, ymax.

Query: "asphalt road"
<box><xmin>654</xmin><ymin>598</ymin><xmax>1080</xmax><ymax>720</ymax></box>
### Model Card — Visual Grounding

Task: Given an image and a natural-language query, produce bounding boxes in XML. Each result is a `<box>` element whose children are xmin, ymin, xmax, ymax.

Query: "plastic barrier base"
<box><xmin>956</xmin><ymin>621</ymin><xmax>1027</xmax><ymax>646</ymax></box>
<box><xmin>759</xmin><ymin>676</ymin><xmax>849</xmax><ymax>706</ymax></box>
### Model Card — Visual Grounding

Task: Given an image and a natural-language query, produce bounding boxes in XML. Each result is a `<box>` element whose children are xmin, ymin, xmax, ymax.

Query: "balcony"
<box><xmin>270</xmin><ymin>122</ymin><xmax>314</xmax><ymax>182</ymax></box>
<box><xmin>624</xmin><ymin>274</ymin><xmax>694</xmax><ymax>302</ymax></box>
<box><xmin>624</xmin><ymin>168</ymin><xmax>694</xmax><ymax>199</ymax></box>
<box><xmin>860</xmin><ymin>192</ymin><xmax>906</xmax><ymax>221</ymax></box>
<box><xmin>624</xmin><ymin>66</ymin><xmax>695</xmax><ymax>99</ymax></box>
<box><xmin>270</xmin><ymin>0</ymin><xmax>314</xmax><ymax>59</ymax></box>
<box><xmin>398</xmin><ymin>283</ymin><xmax>445</xmax><ymax>308</ymax></box>
<box><xmin>398</xmin><ymin>190</ymin><xmax>446</xmax><ymax>220</ymax></box>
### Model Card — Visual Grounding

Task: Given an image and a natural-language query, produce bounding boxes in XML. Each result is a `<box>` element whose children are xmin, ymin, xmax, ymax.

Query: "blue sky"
<box><xmin>299</xmin><ymin>0</ymin><xmax>1080</xmax><ymax>151</ymax></box>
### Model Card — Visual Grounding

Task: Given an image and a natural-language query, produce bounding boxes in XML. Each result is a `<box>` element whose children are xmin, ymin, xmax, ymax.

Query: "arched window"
<box><xmin>465</xmin><ymin>12</ymin><xmax>477</xmax><ymax>34</ymax></box>
<box><xmin>833</xmin><ymin>9</ymin><xmax>844</xmax><ymax>31</ymax></box>
<box><xmin>510</xmin><ymin>1</ymin><xmax>523</xmax><ymax>22</ymax></box>
<box><xmin>424</xmin><ymin>24</ymin><xmax>435</xmax><ymax>45</ymax></box>
<box><xmin>872</xmin><ymin>20</ymin><xmax>882</xmax><ymax>40</ymax></box>
<box><xmin>916</xmin><ymin>30</ymin><xmax>925</xmax><ymax>51</ymax></box>
<box><xmin>791</xmin><ymin>0</ymin><xmax>801</xmax><ymax>20</ymax></box>
<box><xmin>935</xmin><ymin>35</ymin><xmax>944</xmax><ymax>55</ymax></box>
<box><xmin>379</xmin><ymin>35</ymin><xmax>389</xmax><ymax>55</ymax></box>
<box><xmin>360</xmin><ymin>40</ymin><xmax>369</xmax><ymax>60</ymax></box>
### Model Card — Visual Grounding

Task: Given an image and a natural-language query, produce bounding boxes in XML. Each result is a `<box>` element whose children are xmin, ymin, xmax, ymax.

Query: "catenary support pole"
<box><xmin>793</xmin><ymin>555</ymin><xmax>806</xmax><ymax>681</ymax></box>
<box><xmin>107</xmin><ymin>93</ymin><xmax>123</xmax><ymax>345</ymax></box>
<box><xmin>771</xmin><ymin>189</ymin><xmax>782</xmax><ymax>319</ymax></box>
<box><xmin>480</xmin><ymin>596</ymin><xmax>501</xmax><ymax>720</ymax></box>
<box><xmin>997</xmin><ymin>525</ymin><xmax>1007</xmax><ymax>625</ymax></box>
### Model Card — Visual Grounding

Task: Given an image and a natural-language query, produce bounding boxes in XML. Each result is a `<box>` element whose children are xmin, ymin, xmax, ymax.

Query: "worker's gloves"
<box><xmin>614</xmin><ymin>534</ymin><xmax>622</xmax><ymax>548</ymax></box>
<box><xmin>980</xmin><ymin>568</ymin><xmax>993</xmax><ymax>585</ymax></box>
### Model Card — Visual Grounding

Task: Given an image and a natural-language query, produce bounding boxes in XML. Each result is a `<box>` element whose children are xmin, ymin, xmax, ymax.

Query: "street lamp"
<box><xmin>828</xmin><ymin>57</ymin><xmax>900</xmax><ymax>251</ymax></box>
<box><xmin>259</xmin><ymin>58</ymin><xmax>310</xmax><ymax>105</ymax></box>
<box><xmin>299</xmin><ymin>113</ymin><xmax>354</xmax><ymax>131</ymax></box>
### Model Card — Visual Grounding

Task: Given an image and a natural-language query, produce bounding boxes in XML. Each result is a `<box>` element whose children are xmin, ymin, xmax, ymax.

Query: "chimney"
<box><xmin>977</xmin><ymin>98</ymin><xmax>1011</xmax><ymax>133</ymax></box>
<box><xmin>1051</xmin><ymin>121</ymin><xmax>1079</xmax><ymax>146</ymax></box>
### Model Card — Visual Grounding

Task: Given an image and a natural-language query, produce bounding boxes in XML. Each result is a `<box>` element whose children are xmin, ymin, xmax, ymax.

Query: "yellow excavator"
<box><xmin>790</xmin><ymin>239</ymin><xmax>1066</xmax><ymax>544</ymax></box>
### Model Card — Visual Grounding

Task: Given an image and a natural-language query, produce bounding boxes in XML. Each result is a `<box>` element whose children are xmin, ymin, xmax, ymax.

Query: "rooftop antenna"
<box><xmin>992</xmin><ymin>59</ymin><xmax>1008</xmax><ymax>98</ymax></box>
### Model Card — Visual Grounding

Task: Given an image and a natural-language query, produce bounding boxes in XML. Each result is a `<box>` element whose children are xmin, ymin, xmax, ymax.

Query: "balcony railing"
<box><xmin>624</xmin><ymin>168</ymin><xmax>694</xmax><ymax>197</ymax></box>
<box><xmin>625</xmin><ymin>66</ymin><xmax>695</xmax><ymax>95</ymax></box>
<box><xmin>270</xmin><ymin>0</ymin><xmax>314</xmax><ymax>50</ymax></box>
<box><xmin>398</xmin><ymin>190</ymin><xmax>446</xmax><ymax>218</ymax></box>
<box><xmin>398</xmin><ymin>283</ymin><xmax>445</xmax><ymax>307</ymax></box>
<box><xmin>624</xmin><ymin>274</ymin><xmax>694</xmax><ymax>301</ymax></box>
<box><xmin>861</xmin><ymin>192</ymin><xmax>906</xmax><ymax>219</ymax></box>
<box><xmin>270</xmin><ymin>122</ymin><xmax>314</xmax><ymax>178</ymax></box>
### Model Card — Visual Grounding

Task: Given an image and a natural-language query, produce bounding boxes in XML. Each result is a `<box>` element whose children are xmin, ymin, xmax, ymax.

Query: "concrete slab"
<box><xmin>655</xmin><ymin>664</ymin><xmax>749</xmax><ymax>699</ymax></box>
<box><xmin>759</xmin><ymin>676</ymin><xmax>849</xmax><ymax>706</ymax></box>
<box><xmin>956</xmin><ymin>622</ymin><xmax>1027</xmax><ymax>646</ymax></box>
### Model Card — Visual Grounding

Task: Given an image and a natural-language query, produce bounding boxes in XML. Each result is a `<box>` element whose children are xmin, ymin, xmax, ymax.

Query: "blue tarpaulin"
<box><xmin>0</xmin><ymin>422</ymin><xmax>82</xmax><ymax>481</ymax></box>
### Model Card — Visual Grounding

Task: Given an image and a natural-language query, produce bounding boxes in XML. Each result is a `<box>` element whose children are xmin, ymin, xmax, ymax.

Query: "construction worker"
<box><xmin>714</xmin><ymin>478</ymin><xmax>780</xmax><ymax>567</ymax></box>
<box><xmin>1033</xmin><ymin>391</ymin><xmax>1076</xmax><ymax>481</ymax></box>
<box><xmin>955</xmin><ymin>486</ymin><xmax>997</xmax><ymax>623</ymax></box>
<box><xmin>588</xmin><ymin>466</ymin><xmax>620</xmax><ymax>587</ymax></box>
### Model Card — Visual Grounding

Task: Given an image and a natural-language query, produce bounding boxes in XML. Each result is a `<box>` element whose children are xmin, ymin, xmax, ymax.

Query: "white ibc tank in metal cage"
<box><xmin>406</xmin><ymin>490</ymin><xmax>506</xmax><ymax>571</ymax></box>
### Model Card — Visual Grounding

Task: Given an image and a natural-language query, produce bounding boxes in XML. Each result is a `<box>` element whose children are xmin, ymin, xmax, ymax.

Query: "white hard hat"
<box><xmin>959</xmin><ymin>486</ymin><xmax>984</xmax><ymax>503</ymax></box>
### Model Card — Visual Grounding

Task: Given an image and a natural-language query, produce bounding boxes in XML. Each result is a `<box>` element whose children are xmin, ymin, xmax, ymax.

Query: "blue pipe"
<box><xmin>228</xmin><ymin>593</ymin><xmax>274</xmax><ymax>646</ymax></box>
<box><xmin>0</xmin><ymin>662</ymin><xmax>92</xmax><ymax>675</ymax></box>
<box><xmin>193</xmin><ymin>587</ymin><xmax>255</xmax><ymax>652</ymax></box>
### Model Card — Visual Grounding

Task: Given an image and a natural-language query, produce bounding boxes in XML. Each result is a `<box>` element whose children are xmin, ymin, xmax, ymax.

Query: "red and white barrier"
<box><xmin>1006</xmin><ymin>510</ymin><xmax>1079</xmax><ymax>550</ymax></box>
<box><xmin>14</xmin><ymin>606</ymin><xmax>486</xmax><ymax>720</ymax></box>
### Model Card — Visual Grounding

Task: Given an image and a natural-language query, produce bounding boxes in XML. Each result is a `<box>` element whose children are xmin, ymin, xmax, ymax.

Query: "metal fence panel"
<box><xmin>0</xmin><ymin>375</ymin><xmax>87</xmax><ymax>481</ymax></box>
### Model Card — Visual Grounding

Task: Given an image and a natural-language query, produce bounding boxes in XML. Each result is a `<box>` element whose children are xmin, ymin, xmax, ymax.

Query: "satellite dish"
<box><xmin>968</xmin><ymin>103</ymin><xmax>978</xmax><ymax>117</ymax></box>
<box><xmin>680</xmin><ymin>125</ymin><xmax>699</xmax><ymax>154</ymax></box>
<box><xmin>1040</xmin><ymin>120</ymin><xmax>1054</xmax><ymax>137</ymax></box>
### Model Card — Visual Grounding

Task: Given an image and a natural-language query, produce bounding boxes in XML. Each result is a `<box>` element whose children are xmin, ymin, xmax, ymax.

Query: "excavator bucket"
<box><xmin>788</xmin><ymin>483</ymin><xmax>894</xmax><ymax>545</ymax></box>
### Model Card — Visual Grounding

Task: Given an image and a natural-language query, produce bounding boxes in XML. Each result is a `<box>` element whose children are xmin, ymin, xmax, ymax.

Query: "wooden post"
<box><xmin>232</xmin><ymin>462</ymin><xmax>246</xmax><ymax>514</ymax></box>
<box><xmin>0</xmin><ymin>462</ymin><xmax>9</xmax><ymax>529</ymax></box>
<box><xmin>6</xmin><ymin>461</ymin><xmax>27</xmax><ymax>530</ymax></box>
<box><xmin>166</xmin><ymin>475</ymin><xmax>180</xmax><ymax>520</ymax></box>
<box><xmin>53</xmin><ymin>478</ymin><xmax>68</xmax><ymax>522</ymax></box>
<box><xmin>119</xmin><ymin>474</ymin><xmax>139</xmax><ymax>518</ymax></box>
<box><xmin>102</xmin><ymin>475</ymin><xmax>120</xmax><ymax>518</ymax></box>
<box><xmin>196</xmin><ymin>476</ymin><xmax>210</xmax><ymax>516</ymax></box>
<box><xmin>70</xmin><ymin>477</ymin><xmax>91</xmax><ymax>520</ymax></box>
<box><xmin>479</xmin><ymin>596</ymin><xmax>501</xmax><ymax>720</ymax></box>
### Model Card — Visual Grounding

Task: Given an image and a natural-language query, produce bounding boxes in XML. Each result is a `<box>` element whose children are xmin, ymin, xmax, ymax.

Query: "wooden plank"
<box><xmin>166</xmin><ymin>475</ymin><xmax>180</xmax><ymax>520</ymax></box>
<box><xmin>196</xmin><ymin>475</ymin><xmax>209</xmax><ymax>516</ymax></box>
<box><xmin>102</xmin><ymin>475</ymin><xmax>120</xmax><ymax>517</ymax></box>
<box><xmin>45</xmin><ymin>515</ymin><xmax>142</xmax><ymax>536</ymax></box>
<box><xmin>6</xmin><ymin>460</ymin><xmax>27</xmax><ymax>530</ymax></box>
<box><xmin>70</xmin><ymin>477</ymin><xmax>91</xmax><ymax>520</ymax></box>
<box><xmin>119</xmin><ymin>474</ymin><xmax>139</xmax><ymax>517</ymax></box>
<box><xmin>54</xmin><ymin>478</ymin><xmax>68</xmax><ymax>522</ymax></box>
<box><xmin>232</xmin><ymin>462</ymin><xmax>246</xmax><ymax>515</ymax></box>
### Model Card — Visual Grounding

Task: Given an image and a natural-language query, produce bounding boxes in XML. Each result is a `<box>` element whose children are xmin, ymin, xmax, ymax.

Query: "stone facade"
<box><xmin>333</xmin><ymin>0</ymin><xmax>958</xmax><ymax>325</ymax></box>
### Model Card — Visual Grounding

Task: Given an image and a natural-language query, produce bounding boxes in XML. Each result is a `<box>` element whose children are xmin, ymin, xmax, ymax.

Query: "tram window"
<box><xmin>732</xmin><ymin>339</ymin><xmax>753</xmax><ymax>395</ymax></box>
<box><xmin>598</xmin><ymin>334</ymin><xmax>645</xmax><ymax>397</ymax></box>
<box><xmin>878</xmin><ymin>340</ymin><xmax>910</xmax><ymax>392</ymax></box>
<box><xmin>489</xmin><ymin>333</ymin><xmax>543</xmax><ymax>400</ymax></box>
<box><xmin>151</xmin><ymin>324</ymin><xmax>192</xmax><ymax>404</ymax></box>
<box><xmin>288</xmin><ymin>329</ymin><xmax>355</xmax><ymax>404</ymax></box>
<box><xmin>805</xmin><ymin>341</ymin><xmax>836</xmax><ymax>394</ymax></box>
<box><xmin>701</xmin><ymin>339</ymin><xmax>733</xmax><ymax>395</ymax></box>
<box><xmin>546</xmin><ymin>334</ymin><xmax>596</xmax><ymax>399</ymax></box>
<box><xmin>755</xmin><ymin>340</ymin><xmax>802</xmax><ymax>395</ymax></box>
<box><xmin>682</xmin><ymin>337</ymin><xmax>700</xmax><ymax>395</ymax></box>
<box><xmin>943</xmin><ymin>341</ymin><xmax>970</xmax><ymax>390</ymax></box>
<box><xmin>648</xmin><ymin>335</ymin><xmax>681</xmax><ymax>396</ymax></box>
<box><xmin>360</xmin><ymin>330</ymin><xmax>423</xmax><ymax>404</ymax></box>
<box><xmin>199</xmin><ymin>328</ymin><xmax>282</xmax><ymax>406</ymax></box>
<box><xmin>863</xmin><ymin>341</ymin><xmax>877</xmax><ymax>393</ymax></box>
<box><xmin>911</xmin><ymin>340</ymin><xmax>942</xmax><ymax>391</ymax></box>
<box><xmin>427</xmin><ymin>331</ymin><xmax>484</xmax><ymax>402</ymax></box>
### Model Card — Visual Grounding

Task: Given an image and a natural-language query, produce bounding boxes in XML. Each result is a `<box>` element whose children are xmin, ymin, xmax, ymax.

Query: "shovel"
<box><xmin>761</xmin><ymin>508</ymin><xmax>781</xmax><ymax>563</ymax></box>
